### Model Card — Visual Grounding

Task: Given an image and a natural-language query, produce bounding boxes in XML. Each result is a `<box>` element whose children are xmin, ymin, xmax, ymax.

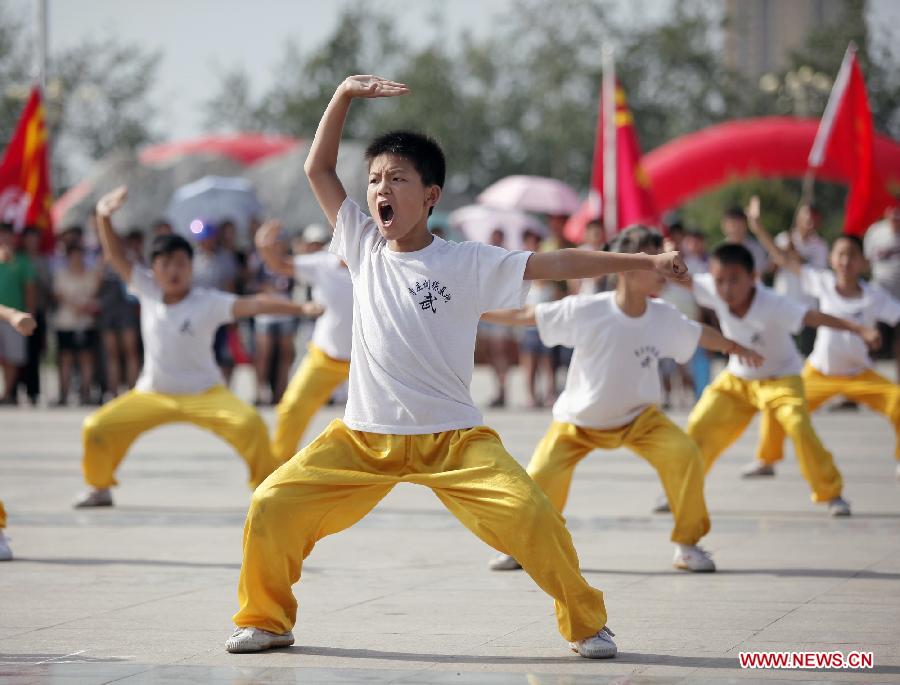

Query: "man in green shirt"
<box><xmin>0</xmin><ymin>224</ymin><xmax>36</xmax><ymax>404</ymax></box>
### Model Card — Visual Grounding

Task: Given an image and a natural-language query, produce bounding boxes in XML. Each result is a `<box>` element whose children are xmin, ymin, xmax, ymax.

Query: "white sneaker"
<box><xmin>225</xmin><ymin>626</ymin><xmax>295</xmax><ymax>653</ymax></box>
<box><xmin>73</xmin><ymin>488</ymin><xmax>113</xmax><ymax>508</ymax></box>
<box><xmin>570</xmin><ymin>626</ymin><xmax>617</xmax><ymax>659</ymax></box>
<box><xmin>673</xmin><ymin>544</ymin><xmax>716</xmax><ymax>572</ymax></box>
<box><xmin>652</xmin><ymin>493</ymin><xmax>670</xmax><ymax>514</ymax></box>
<box><xmin>740</xmin><ymin>461</ymin><xmax>776</xmax><ymax>478</ymax></box>
<box><xmin>828</xmin><ymin>496</ymin><xmax>851</xmax><ymax>517</ymax></box>
<box><xmin>0</xmin><ymin>531</ymin><xmax>12</xmax><ymax>561</ymax></box>
<box><xmin>489</xmin><ymin>553</ymin><xmax>522</xmax><ymax>571</ymax></box>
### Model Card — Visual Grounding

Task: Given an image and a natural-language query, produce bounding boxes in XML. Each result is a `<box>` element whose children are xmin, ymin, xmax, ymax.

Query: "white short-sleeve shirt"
<box><xmin>331</xmin><ymin>198</ymin><xmax>531</xmax><ymax>434</ymax></box>
<box><xmin>801</xmin><ymin>266</ymin><xmax>900</xmax><ymax>376</ymax></box>
<box><xmin>128</xmin><ymin>267</ymin><xmax>236</xmax><ymax>394</ymax></box>
<box><xmin>293</xmin><ymin>252</ymin><xmax>354</xmax><ymax>361</ymax></box>
<box><xmin>536</xmin><ymin>293</ymin><xmax>702</xmax><ymax>429</ymax></box>
<box><xmin>692</xmin><ymin>273</ymin><xmax>808</xmax><ymax>380</ymax></box>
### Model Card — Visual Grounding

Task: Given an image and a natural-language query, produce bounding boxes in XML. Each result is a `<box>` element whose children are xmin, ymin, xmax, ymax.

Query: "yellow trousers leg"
<box><xmin>687</xmin><ymin>372</ymin><xmax>758</xmax><ymax>475</ymax></box>
<box><xmin>82</xmin><ymin>386</ymin><xmax>277</xmax><ymax>490</ymax></box>
<box><xmin>528</xmin><ymin>408</ymin><xmax>710</xmax><ymax>545</ymax></box>
<box><xmin>756</xmin><ymin>364</ymin><xmax>832</xmax><ymax>464</ymax></box>
<box><xmin>234</xmin><ymin>419</ymin><xmax>607</xmax><ymax>642</ymax></box>
<box><xmin>0</xmin><ymin>500</ymin><xmax>5</xmax><ymax>529</ymax></box>
<box><xmin>271</xmin><ymin>344</ymin><xmax>350</xmax><ymax>464</ymax></box>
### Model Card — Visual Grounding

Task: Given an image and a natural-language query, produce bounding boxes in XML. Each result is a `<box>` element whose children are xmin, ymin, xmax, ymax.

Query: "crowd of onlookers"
<box><xmin>2</xmin><ymin>200</ymin><xmax>900</xmax><ymax>410</ymax></box>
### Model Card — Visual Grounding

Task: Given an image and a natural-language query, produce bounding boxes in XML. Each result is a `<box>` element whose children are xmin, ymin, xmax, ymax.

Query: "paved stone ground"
<box><xmin>1</xmin><ymin>367</ymin><xmax>899</xmax><ymax>684</ymax></box>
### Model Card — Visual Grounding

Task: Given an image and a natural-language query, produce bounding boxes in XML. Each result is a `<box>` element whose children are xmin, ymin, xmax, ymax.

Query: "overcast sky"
<box><xmin>7</xmin><ymin>0</ymin><xmax>900</xmax><ymax>142</ymax></box>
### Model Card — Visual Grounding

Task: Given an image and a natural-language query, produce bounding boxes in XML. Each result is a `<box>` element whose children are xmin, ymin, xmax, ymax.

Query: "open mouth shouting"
<box><xmin>377</xmin><ymin>199</ymin><xmax>395</xmax><ymax>228</ymax></box>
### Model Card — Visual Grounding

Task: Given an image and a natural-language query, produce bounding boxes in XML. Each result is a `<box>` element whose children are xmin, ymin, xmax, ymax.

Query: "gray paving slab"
<box><xmin>1</xmin><ymin>367</ymin><xmax>899</xmax><ymax>684</ymax></box>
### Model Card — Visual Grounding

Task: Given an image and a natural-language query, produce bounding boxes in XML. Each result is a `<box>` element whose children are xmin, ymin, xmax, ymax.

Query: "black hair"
<box><xmin>711</xmin><ymin>242</ymin><xmax>755</xmax><ymax>273</ymax></box>
<box><xmin>724</xmin><ymin>206</ymin><xmax>747</xmax><ymax>222</ymax></box>
<box><xmin>150</xmin><ymin>234</ymin><xmax>193</xmax><ymax>263</ymax></box>
<box><xmin>833</xmin><ymin>233</ymin><xmax>864</xmax><ymax>254</ymax></box>
<box><xmin>667</xmin><ymin>220</ymin><xmax>685</xmax><ymax>235</ymax></box>
<box><xmin>65</xmin><ymin>243</ymin><xmax>85</xmax><ymax>257</ymax></box>
<box><xmin>607</xmin><ymin>224</ymin><xmax>663</xmax><ymax>255</ymax></box>
<box><xmin>365</xmin><ymin>130</ymin><xmax>446</xmax><ymax>216</ymax></box>
<box><xmin>0</xmin><ymin>222</ymin><xmax>13</xmax><ymax>234</ymax></box>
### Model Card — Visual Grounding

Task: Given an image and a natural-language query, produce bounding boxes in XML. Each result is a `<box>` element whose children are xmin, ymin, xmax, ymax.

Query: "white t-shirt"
<box><xmin>293</xmin><ymin>251</ymin><xmax>353</xmax><ymax>361</ymax></box>
<box><xmin>331</xmin><ymin>198</ymin><xmax>531</xmax><ymax>434</ymax></box>
<box><xmin>128</xmin><ymin>267</ymin><xmax>237</xmax><ymax>394</ymax></box>
<box><xmin>53</xmin><ymin>268</ymin><xmax>99</xmax><ymax>331</ymax></box>
<box><xmin>801</xmin><ymin>266</ymin><xmax>900</xmax><ymax>376</ymax></box>
<box><xmin>864</xmin><ymin>220</ymin><xmax>900</xmax><ymax>299</ymax></box>
<box><xmin>537</xmin><ymin>293</ymin><xmax>702</xmax><ymax>429</ymax></box>
<box><xmin>693</xmin><ymin>273</ymin><xmax>808</xmax><ymax>380</ymax></box>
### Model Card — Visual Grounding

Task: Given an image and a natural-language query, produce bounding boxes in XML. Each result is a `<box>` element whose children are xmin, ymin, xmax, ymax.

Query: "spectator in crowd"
<box><xmin>542</xmin><ymin>214</ymin><xmax>574</xmax><ymax>252</ymax></box>
<box><xmin>249</xmin><ymin>232</ymin><xmax>297</xmax><ymax>405</ymax></box>
<box><xmin>480</xmin><ymin>228</ymin><xmax>516</xmax><ymax>407</ymax></box>
<box><xmin>865</xmin><ymin>201</ymin><xmax>900</xmax><ymax>380</ymax></box>
<box><xmin>569</xmin><ymin>219</ymin><xmax>608</xmax><ymax>295</ymax></box>
<box><xmin>721</xmin><ymin>206</ymin><xmax>769</xmax><ymax>275</ymax></box>
<box><xmin>151</xmin><ymin>219</ymin><xmax>173</xmax><ymax>238</ymax></box>
<box><xmin>192</xmin><ymin>221</ymin><xmax>240</xmax><ymax>383</ymax></box>
<box><xmin>682</xmin><ymin>230</ymin><xmax>710</xmax><ymax>275</ymax></box>
<box><xmin>96</xmin><ymin>244</ymin><xmax>142</xmax><ymax>400</ymax></box>
<box><xmin>125</xmin><ymin>229</ymin><xmax>146</xmax><ymax>265</ymax></box>
<box><xmin>521</xmin><ymin>229</ymin><xmax>562</xmax><ymax>408</ymax></box>
<box><xmin>16</xmin><ymin>227</ymin><xmax>52</xmax><ymax>405</ymax></box>
<box><xmin>53</xmin><ymin>244</ymin><xmax>102</xmax><ymax>406</ymax></box>
<box><xmin>0</xmin><ymin>224</ymin><xmax>35</xmax><ymax>404</ymax></box>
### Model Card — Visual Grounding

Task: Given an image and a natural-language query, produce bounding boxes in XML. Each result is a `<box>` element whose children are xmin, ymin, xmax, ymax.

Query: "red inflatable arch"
<box><xmin>644</xmin><ymin>116</ymin><xmax>900</xmax><ymax>213</ymax></box>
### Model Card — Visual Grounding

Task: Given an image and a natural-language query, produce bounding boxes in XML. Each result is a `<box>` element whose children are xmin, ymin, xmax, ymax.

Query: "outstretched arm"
<box><xmin>233</xmin><ymin>296</ymin><xmax>324</xmax><ymax>320</ymax></box>
<box><xmin>698</xmin><ymin>324</ymin><xmax>763</xmax><ymax>368</ymax></box>
<box><xmin>305</xmin><ymin>75</ymin><xmax>409</xmax><ymax>228</ymax></box>
<box><xmin>480</xmin><ymin>305</ymin><xmax>537</xmax><ymax>327</ymax></box>
<box><xmin>524</xmin><ymin>249</ymin><xmax>688</xmax><ymax>282</ymax></box>
<box><xmin>0</xmin><ymin>304</ymin><xmax>36</xmax><ymax>336</ymax></box>
<box><xmin>254</xmin><ymin>220</ymin><xmax>294</xmax><ymax>277</ymax></box>
<box><xmin>804</xmin><ymin>310</ymin><xmax>881</xmax><ymax>349</ymax></box>
<box><xmin>95</xmin><ymin>186</ymin><xmax>133</xmax><ymax>283</ymax></box>
<box><xmin>746</xmin><ymin>195</ymin><xmax>801</xmax><ymax>274</ymax></box>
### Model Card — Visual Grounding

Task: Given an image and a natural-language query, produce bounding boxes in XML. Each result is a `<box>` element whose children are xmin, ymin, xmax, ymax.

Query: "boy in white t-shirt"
<box><xmin>744</xmin><ymin>199</ymin><xmax>900</xmax><ymax>480</ymax></box>
<box><xmin>0</xmin><ymin>304</ymin><xmax>36</xmax><ymax>561</ymax></box>
<box><xmin>482</xmin><ymin>226</ymin><xmax>762</xmax><ymax>574</ymax></box>
<box><xmin>74</xmin><ymin>187</ymin><xmax>320</xmax><ymax>509</ymax></box>
<box><xmin>682</xmin><ymin>242</ymin><xmax>880</xmax><ymax>517</ymax></box>
<box><xmin>253</xmin><ymin>220</ymin><xmax>353</xmax><ymax>463</ymax></box>
<box><xmin>226</xmin><ymin>75</ymin><xmax>689</xmax><ymax>659</ymax></box>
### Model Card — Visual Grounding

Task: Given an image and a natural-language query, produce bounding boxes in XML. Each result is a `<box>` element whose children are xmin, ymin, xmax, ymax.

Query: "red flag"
<box><xmin>808</xmin><ymin>45</ymin><xmax>893</xmax><ymax>236</ymax></box>
<box><xmin>0</xmin><ymin>86</ymin><xmax>54</xmax><ymax>251</ymax></box>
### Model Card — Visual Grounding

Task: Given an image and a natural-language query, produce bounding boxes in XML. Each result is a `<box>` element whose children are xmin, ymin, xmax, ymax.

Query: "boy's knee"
<box><xmin>82</xmin><ymin>412</ymin><xmax>103</xmax><ymax>440</ymax></box>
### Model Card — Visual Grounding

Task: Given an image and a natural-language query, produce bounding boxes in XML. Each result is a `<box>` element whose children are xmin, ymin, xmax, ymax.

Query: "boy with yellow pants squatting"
<box><xmin>74</xmin><ymin>187</ymin><xmax>321</xmax><ymax>509</ymax></box>
<box><xmin>225</xmin><ymin>75</ymin><xmax>690</xmax><ymax>658</ymax></box>
<box><xmin>483</xmin><ymin>226</ymin><xmax>762</xmax><ymax>575</ymax></box>
<box><xmin>743</xmin><ymin>196</ymin><xmax>900</xmax><ymax>480</ymax></box>
<box><xmin>0</xmin><ymin>303</ymin><xmax>37</xmax><ymax>560</ymax></box>
<box><xmin>679</xmin><ymin>242</ymin><xmax>881</xmax><ymax>517</ymax></box>
<box><xmin>253</xmin><ymin>219</ymin><xmax>353</xmax><ymax>464</ymax></box>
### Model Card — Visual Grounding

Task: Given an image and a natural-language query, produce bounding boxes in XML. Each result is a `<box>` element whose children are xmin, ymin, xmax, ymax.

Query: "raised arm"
<box><xmin>480</xmin><ymin>305</ymin><xmax>537</xmax><ymax>327</ymax></box>
<box><xmin>698</xmin><ymin>324</ymin><xmax>764</xmax><ymax>368</ymax></box>
<box><xmin>804</xmin><ymin>310</ymin><xmax>881</xmax><ymax>349</ymax></box>
<box><xmin>0</xmin><ymin>304</ymin><xmax>36</xmax><ymax>336</ymax></box>
<box><xmin>254</xmin><ymin>220</ymin><xmax>294</xmax><ymax>278</ymax></box>
<box><xmin>305</xmin><ymin>76</ymin><xmax>409</xmax><ymax>228</ymax></box>
<box><xmin>95</xmin><ymin>186</ymin><xmax>133</xmax><ymax>283</ymax></box>
<box><xmin>524</xmin><ymin>249</ymin><xmax>688</xmax><ymax>282</ymax></box>
<box><xmin>746</xmin><ymin>195</ymin><xmax>800</xmax><ymax>274</ymax></box>
<box><xmin>233</xmin><ymin>296</ymin><xmax>324</xmax><ymax>320</ymax></box>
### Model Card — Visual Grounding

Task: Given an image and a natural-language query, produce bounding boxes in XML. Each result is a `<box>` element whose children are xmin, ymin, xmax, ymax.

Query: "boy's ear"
<box><xmin>427</xmin><ymin>185</ymin><xmax>442</xmax><ymax>211</ymax></box>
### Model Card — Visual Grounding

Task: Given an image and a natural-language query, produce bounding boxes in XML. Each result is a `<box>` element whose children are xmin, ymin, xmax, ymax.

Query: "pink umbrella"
<box><xmin>447</xmin><ymin>204</ymin><xmax>547</xmax><ymax>250</ymax></box>
<box><xmin>477</xmin><ymin>175</ymin><xmax>581</xmax><ymax>217</ymax></box>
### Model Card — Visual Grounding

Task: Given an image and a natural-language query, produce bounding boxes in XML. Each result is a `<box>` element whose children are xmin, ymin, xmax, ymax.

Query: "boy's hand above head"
<box><xmin>339</xmin><ymin>75</ymin><xmax>409</xmax><ymax>100</ymax></box>
<box><xmin>96</xmin><ymin>185</ymin><xmax>128</xmax><ymax>218</ymax></box>
<box><xmin>652</xmin><ymin>251</ymin><xmax>689</xmax><ymax>281</ymax></box>
<box><xmin>746</xmin><ymin>195</ymin><xmax>761</xmax><ymax>224</ymax></box>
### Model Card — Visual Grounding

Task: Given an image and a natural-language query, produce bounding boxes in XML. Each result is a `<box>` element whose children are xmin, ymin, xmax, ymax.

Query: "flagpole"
<box><xmin>602</xmin><ymin>46</ymin><xmax>617</xmax><ymax>235</ymax></box>
<box><xmin>35</xmin><ymin>0</ymin><xmax>48</xmax><ymax>89</ymax></box>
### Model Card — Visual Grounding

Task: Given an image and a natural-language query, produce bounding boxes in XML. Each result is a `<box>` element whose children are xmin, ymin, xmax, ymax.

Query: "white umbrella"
<box><xmin>447</xmin><ymin>204</ymin><xmax>547</xmax><ymax>251</ymax></box>
<box><xmin>166</xmin><ymin>176</ymin><xmax>264</xmax><ymax>243</ymax></box>
<box><xmin>477</xmin><ymin>175</ymin><xmax>581</xmax><ymax>217</ymax></box>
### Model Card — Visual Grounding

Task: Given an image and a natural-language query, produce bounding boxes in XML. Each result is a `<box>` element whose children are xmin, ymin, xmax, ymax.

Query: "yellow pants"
<box><xmin>0</xmin><ymin>500</ymin><xmax>5</xmax><ymax>529</ymax></box>
<box><xmin>687</xmin><ymin>371</ymin><xmax>842</xmax><ymax>502</ymax></box>
<box><xmin>82</xmin><ymin>386</ymin><xmax>277</xmax><ymax>490</ymax></box>
<box><xmin>528</xmin><ymin>407</ymin><xmax>710</xmax><ymax>546</ymax></box>
<box><xmin>234</xmin><ymin>419</ymin><xmax>607</xmax><ymax>641</ymax></box>
<box><xmin>757</xmin><ymin>363</ymin><xmax>900</xmax><ymax>464</ymax></box>
<box><xmin>271</xmin><ymin>344</ymin><xmax>350</xmax><ymax>464</ymax></box>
